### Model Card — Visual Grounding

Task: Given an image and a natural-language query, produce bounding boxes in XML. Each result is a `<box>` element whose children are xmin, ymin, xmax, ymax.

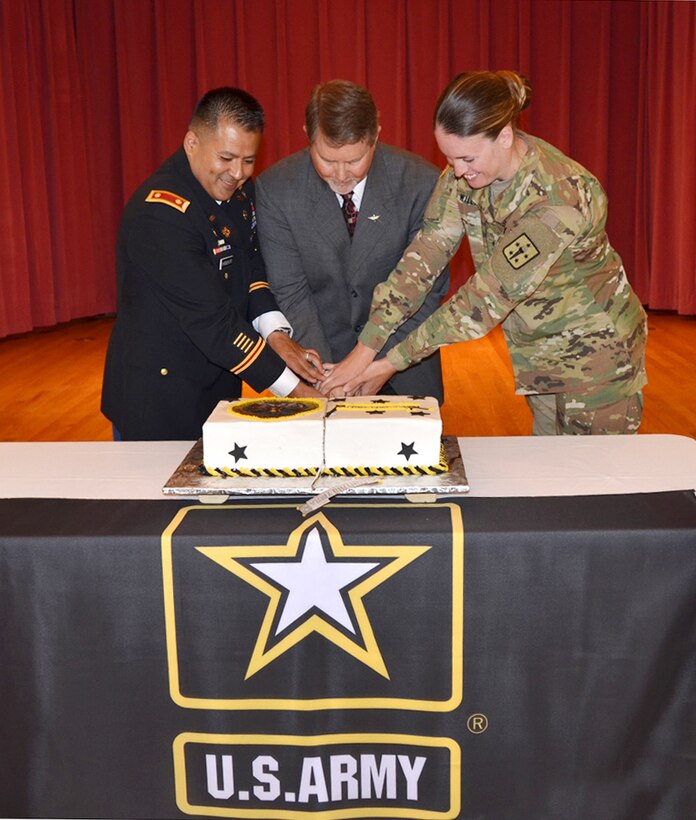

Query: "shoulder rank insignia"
<box><xmin>145</xmin><ymin>190</ymin><xmax>190</xmax><ymax>213</ymax></box>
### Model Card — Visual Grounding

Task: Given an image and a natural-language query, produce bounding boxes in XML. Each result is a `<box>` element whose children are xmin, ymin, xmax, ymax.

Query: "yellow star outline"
<box><xmin>196</xmin><ymin>511</ymin><xmax>430</xmax><ymax>681</ymax></box>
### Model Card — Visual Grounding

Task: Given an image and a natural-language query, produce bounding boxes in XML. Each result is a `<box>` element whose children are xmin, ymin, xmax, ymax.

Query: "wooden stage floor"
<box><xmin>0</xmin><ymin>311</ymin><xmax>694</xmax><ymax>441</ymax></box>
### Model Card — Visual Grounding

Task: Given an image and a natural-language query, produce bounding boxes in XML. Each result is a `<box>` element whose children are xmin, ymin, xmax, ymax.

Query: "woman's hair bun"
<box><xmin>497</xmin><ymin>70</ymin><xmax>532</xmax><ymax>114</ymax></box>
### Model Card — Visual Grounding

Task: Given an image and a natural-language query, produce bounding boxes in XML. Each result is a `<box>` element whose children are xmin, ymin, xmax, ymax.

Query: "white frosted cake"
<box><xmin>323</xmin><ymin>397</ymin><xmax>442</xmax><ymax>471</ymax></box>
<box><xmin>202</xmin><ymin>396</ymin><xmax>445</xmax><ymax>477</ymax></box>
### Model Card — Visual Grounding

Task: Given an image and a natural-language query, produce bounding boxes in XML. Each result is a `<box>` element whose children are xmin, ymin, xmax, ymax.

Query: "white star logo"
<box><xmin>196</xmin><ymin>512</ymin><xmax>430</xmax><ymax>679</ymax></box>
<box><xmin>251</xmin><ymin>526</ymin><xmax>378</xmax><ymax>634</ymax></box>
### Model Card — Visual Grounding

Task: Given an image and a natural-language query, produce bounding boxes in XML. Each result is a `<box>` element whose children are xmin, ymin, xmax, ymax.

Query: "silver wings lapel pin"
<box><xmin>367</xmin><ymin>214</ymin><xmax>380</xmax><ymax>221</ymax></box>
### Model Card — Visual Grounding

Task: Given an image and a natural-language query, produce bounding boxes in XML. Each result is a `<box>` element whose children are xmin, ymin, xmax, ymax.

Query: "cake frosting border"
<box><xmin>200</xmin><ymin>444</ymin><xmax>449</xmax><ymax>478</ymax></box>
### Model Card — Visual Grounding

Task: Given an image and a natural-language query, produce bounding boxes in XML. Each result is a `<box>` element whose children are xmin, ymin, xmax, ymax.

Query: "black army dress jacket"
<box><xmin>101</xmin><ymin>148</ymin><xmax>286</xmax><ymax>440</ymax></box>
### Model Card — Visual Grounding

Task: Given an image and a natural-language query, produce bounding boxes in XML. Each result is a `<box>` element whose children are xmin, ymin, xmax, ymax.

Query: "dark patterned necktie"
<box><xmin>340</xmin><ymin>191</ymin><xmax>358</xmax><ymax>238</ymax></box>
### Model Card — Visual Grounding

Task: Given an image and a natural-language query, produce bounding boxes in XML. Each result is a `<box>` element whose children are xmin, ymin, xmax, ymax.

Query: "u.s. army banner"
<box><xmin>0</xmin><ymin>492</ymin><xmax>694</xmax><ymax>819</ymax></box>
<box><xmin>163</xmin><ymin>501</ymin><xmax>463</xmax><ymax>817</ymax></box>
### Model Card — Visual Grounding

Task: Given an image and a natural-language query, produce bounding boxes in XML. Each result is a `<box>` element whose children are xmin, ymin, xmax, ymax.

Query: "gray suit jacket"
<box><xmin>256</xmin><ymin>143</ymin><xmax>449</xmax><ymax>401</ymax></box>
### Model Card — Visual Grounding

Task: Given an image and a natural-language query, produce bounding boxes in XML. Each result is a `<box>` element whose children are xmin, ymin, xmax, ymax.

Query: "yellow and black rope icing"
<box><xmin>201</xmin><ymin>464</ymin><xmax>320</xmax><ymax>478</ymax></box>
<box><xmin>201</xmin><ymin>444</ymin><xmax>449</xmax><ymax>478</ymax></box>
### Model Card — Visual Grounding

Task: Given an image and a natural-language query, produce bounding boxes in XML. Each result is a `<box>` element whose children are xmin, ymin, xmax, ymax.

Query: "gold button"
<box><xmin>160</xmin><ymin>368</ymin><xmax>168</xmax><ymax>376</ymax></box>
<box><xmin>224</xmin><ymin>272</ymin><xmax>229</xmax><ymax>279</ymax></box>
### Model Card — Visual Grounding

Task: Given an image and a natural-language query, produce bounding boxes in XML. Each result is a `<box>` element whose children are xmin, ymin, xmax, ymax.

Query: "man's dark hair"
<box><xmin>305</xmin><ymin>80</ymin><xmax>378</xmax><ymax>146</ymax></box>
<box><xmin>189</xmin><ymin>87</ymin><xmax>264</xmax><ymax>133</ymax></box>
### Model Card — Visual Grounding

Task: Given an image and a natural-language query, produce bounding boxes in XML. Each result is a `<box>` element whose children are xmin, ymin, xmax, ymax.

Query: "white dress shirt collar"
<box><xmin>334</xmin><ymin>175</ymin><xmax>367</xmax><ymax>211</ymax></box>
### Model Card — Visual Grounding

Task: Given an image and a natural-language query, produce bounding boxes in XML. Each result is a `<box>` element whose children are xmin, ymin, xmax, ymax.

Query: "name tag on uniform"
<box><xmin>219</xmin><ymin>255</ymin><xmax>235</xmax><ymax>270</ymax></box>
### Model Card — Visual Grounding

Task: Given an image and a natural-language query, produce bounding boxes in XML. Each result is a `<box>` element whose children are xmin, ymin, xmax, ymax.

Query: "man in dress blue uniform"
<box><xmin>102</xmin><ymin>87</ymin><xmax>323</xmax><ymax>440</ymax></box>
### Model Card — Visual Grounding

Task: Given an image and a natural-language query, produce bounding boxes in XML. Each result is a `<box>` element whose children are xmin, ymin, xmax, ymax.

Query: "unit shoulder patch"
<box><xmin>145</xmin><ymin>190</ymin><xmax>190</xmax><ymax>213</ymax></box>
<box><xmin>503</xmin><ymin>233</ymin><xmax>540</xmax><ymax>270</ymax></box>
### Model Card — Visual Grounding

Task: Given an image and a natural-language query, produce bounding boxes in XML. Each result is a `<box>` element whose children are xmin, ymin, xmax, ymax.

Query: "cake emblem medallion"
<box><xmin>228</xmin><ymin>398</ymin><xmax>322</xmax><ymax>420</ymax></box>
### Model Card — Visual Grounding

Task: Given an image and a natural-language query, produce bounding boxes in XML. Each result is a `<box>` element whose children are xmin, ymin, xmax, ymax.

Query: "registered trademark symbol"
<box><xmin>467</xmin><ymin>713</ymin><xmax>488</xmax><ymax>734</ymax></box>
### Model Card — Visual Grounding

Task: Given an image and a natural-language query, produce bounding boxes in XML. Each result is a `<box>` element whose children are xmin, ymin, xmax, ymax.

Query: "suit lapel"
<box><xmin>347</xmin><ymin>146</ymin><xmax>395</xmax><ymax>276</ymax></box>
<box><xmin>305</xmin><ymin>159</ymin><xmax>351</xmax><ymax>246</ymax></box>
<box><xmin>299</xmin><ymin>147</ymin><xmax>397</xmax><ymax>277</ymax></box>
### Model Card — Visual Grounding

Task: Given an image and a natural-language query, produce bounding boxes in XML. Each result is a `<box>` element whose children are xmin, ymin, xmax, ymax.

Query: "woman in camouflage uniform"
<box><xmin>320</xmin><ymin>71</ymin><xmax>647</xmax><ymax>435</ymax></box>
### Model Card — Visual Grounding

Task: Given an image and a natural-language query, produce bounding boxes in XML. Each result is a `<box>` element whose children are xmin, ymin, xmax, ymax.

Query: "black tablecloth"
<box><xmin>1</xmin><ymin>492</ymin><xmax>695</xmax><ymax>819</ymax></box>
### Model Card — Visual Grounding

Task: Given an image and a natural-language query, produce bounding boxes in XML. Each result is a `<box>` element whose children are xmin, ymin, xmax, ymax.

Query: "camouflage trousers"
<box><xmin>525</xmin><ymin>392</ymin><xmax>643</xmax><ymax>436</ymax></box>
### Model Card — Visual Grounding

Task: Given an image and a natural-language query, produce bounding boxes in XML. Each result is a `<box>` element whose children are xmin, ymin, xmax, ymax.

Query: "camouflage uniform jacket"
<box><xmin>359</xmin><ymin>134</ymin><xmax>647</xmax><ymax>408</ymax></box>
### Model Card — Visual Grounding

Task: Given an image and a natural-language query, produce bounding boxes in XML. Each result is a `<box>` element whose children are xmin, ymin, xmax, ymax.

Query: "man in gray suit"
<box><xmin>255</xmin><ymin>80</ymin><xmax>449</xmax><ymax>401</ymax></box>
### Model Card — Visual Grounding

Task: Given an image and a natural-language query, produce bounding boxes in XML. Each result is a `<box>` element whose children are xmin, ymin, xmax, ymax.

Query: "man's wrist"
<box><xmin>267</xmin><ymin>367</ymin><xmax>300</xmax><ymax>397</ymax></box>
<box><xmin>253</xmin><ymin>311</ymin><xmax>293</xmax><ymax>340</ymax></box>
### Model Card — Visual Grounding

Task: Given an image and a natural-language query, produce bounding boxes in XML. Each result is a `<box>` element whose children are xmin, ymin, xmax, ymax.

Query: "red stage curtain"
<box><xmin>636</xmin><ymin>1</ymin><xmax>696</xmax><ymax>311</ymax></box>
<box><xmin>0</xmin><ymin>0</ymin><xmax>694</xmax><ymax>339</ymax></box>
